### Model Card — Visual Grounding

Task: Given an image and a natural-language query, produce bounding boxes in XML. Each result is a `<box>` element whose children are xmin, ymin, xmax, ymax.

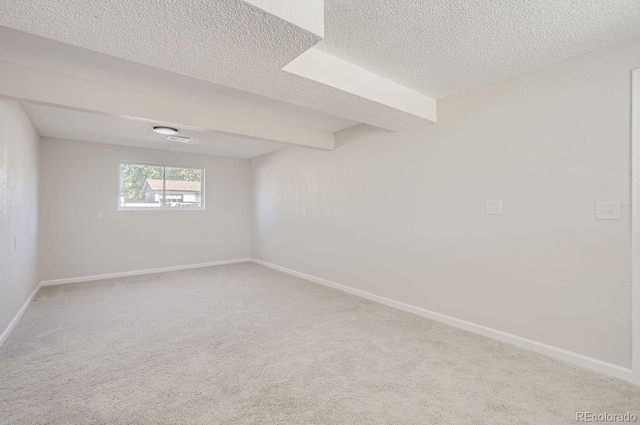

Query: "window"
<box><xmin>118</xmin><ymin>162</ymin><xmax>204</xmax><ymax>210</ymax></box>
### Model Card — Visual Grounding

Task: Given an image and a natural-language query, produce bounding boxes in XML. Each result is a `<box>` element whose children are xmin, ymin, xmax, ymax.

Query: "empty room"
<box><xmin>1</xmin><ymin>0</ymin><xmax>640</xmax><ymax>423</ymax></box>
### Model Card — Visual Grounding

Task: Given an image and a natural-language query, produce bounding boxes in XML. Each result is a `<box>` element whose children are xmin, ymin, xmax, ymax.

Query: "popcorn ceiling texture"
<box><xmin>318</xmin><ymin>0</ymin><xmax>640</xmax><ymax>98</ymax></box>
<box><xmin>0</xmin><ymin>26</ymin><xmax>356</xmax><ymax>133</ymax></box>
<box><xmin>0</xmin><ymin>0</ymin><xmax>425</xmax><ymax>131</ymax></box>
<box><xmin>1</xmin><ymin>1</ymin><xmax>640</xmax><ymax>130</ymax></box>
<box><xmin>1</xmin><ymin>263</ymin><xmax>638</xmax><ymax>424</ymax></box>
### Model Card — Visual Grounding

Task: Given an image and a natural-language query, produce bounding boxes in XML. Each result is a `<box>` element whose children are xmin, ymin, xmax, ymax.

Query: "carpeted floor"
<box><xmin>0</xmin><ymin>263</ymin><xmax>638</xmax><ymax>424</ymax></box>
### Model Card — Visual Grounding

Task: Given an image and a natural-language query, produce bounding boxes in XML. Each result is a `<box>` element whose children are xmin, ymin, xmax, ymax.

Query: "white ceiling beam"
<box><xmin>0</xmin><ymin>61</ymin><xmax>334</xmax><ymax>150</ymax></box>
<box><xmin>283</xmin><ymin>48</ymin><xmax>437</xmax><ymax>123</ymax></box>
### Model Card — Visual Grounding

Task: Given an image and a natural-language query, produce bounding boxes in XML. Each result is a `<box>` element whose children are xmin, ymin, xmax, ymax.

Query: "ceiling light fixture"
<box><xmin>167</xmin><ymin>136</ymin><xmax>190</xmax><ymax>143</ymax></box>
<box><xmin>153</xmin><ymin>126</ymin><xmax>178</xmax><ymax>135</ymax></box>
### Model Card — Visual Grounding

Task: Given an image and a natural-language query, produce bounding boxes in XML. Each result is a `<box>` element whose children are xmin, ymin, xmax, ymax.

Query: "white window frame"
<box><xmin>117</xmin><ymin>161</ymin><xmax>205</xmax><ymax>212</ymax></box>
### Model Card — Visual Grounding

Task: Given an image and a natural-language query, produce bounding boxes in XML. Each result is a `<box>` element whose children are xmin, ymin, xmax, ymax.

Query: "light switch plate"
<box><xmin>595</xmin><ymin>202</ymin><xmax>621</xmax><ymax>220</ymax></box>
<box><xmin>97</xmin><ymin>211</ymin><xmax>104</xmax><ymax>220</ymax></box>
<box><xmin>486</xmin><ymin>200</ymin><xmax>503</xmax><ymax>215</ymax></box>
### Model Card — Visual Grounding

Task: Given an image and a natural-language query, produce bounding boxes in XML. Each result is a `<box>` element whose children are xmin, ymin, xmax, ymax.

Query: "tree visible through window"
<box><xmin>119</xmin><ymin>163</ymin><xmax>204</xmax><ymax>210</ymax></box>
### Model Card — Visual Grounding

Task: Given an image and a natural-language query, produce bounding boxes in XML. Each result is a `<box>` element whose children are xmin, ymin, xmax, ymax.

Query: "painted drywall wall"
<box><xmin>251</xmin><ymin>36</ymin><xmax>640</xmax><ymax>368</ymax></box>
<box><xmin>39</xmin><ymin>138</ymin><xmax>251</xmax><ymax>280</ymax></box>
<box><xmin>0</xmin><ymin>100</ymin><xmax>39</xmax><ymax>334</ymax></box>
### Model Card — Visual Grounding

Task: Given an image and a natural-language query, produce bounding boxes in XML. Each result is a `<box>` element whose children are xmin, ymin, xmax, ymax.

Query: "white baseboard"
<box><xmin>10</xmin><ymin>257</ymin><xmax>633</xmax><ymax>382</ymax></box>
<box><xmin>0</xmin><ymin>283</ymin><xmax>41</xmax><ymax>348</ymax></box>
<box><xmin>251</xmin><ymin>258</ymin><xmax>634</xmax><ymax>383</ymax></box>
<box><xmin>40</xmin><ymin>258</ymin><xmax>252</xmax><ymax>287</ymax></box>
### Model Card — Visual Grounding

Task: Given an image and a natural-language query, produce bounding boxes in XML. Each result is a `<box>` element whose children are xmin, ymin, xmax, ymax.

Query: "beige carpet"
<box><xmin>0</xmin><ymin>263</ymin><xmax>638</xmax><ymax>424</ymax></box>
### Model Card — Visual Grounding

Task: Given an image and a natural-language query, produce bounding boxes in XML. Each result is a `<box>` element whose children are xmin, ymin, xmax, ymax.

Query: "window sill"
<box><xmin>117</xmin><ymin>207</ymin><xmax>205</xmax><ymax>212</ymax></box>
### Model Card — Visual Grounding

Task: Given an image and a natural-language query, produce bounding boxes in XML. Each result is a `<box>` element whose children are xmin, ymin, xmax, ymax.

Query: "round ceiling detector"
<box><xmin>153</xmin><ymin>126</ymin><xmax>178</xmax><ymax>135</ymax></box>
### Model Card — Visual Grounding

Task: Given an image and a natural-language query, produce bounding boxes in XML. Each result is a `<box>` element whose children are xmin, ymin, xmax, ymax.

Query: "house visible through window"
<box><xmin>119</xmin><ymin>163</ymin><xmax>204</xmax><ymax>210</ymax></box>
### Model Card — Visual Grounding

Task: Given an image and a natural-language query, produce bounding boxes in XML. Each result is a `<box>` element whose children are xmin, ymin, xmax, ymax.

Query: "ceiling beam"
<box><xmin>283</xmin><ymin>48</ymin><xmax>437</xmax><ymax>123</ymax></box>
<box><xmin>0</xmin><ymin>60</ymin><xmax>334</xmax><ymax>150</ymax></box>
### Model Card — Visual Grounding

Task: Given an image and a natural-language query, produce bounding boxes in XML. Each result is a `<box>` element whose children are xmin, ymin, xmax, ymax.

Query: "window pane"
<box><xmin>164</xmin><ymin>167</ymin><xmax>203</xmax><ymax>208</ymax></box>
<box><xmin>120</xmin><ymin>163</ymin><xmax>163</xmax><ymax>208</ymax></box>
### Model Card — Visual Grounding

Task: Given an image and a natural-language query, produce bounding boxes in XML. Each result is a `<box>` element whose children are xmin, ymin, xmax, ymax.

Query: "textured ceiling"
<box><xmin>0</xmin><ymin>0</ymin><xmax>427</xmax><ymax>131</ymax></box>
<box><xmin>22</xmin><ymin>102</ymin><xmax>288</xmax><ymax>159</ymax></box>
<box><xmin>0</xmin><ymin>27</ymin><xmax>356</xmax><ymax>132</ymax></box>
<box><xmin>1</xmin><ymin>0</ymin><xmax>639</xmax><ymax>131</ymax></box>
<box><xmin>318</xmin><ymin>0</ymin><xmax>640</xmax><ymax>98</ymax></box>
<box><xmin>244</xmin><ymin>0</ymin><xmax>324</xmax><ymax>37</ymax></box>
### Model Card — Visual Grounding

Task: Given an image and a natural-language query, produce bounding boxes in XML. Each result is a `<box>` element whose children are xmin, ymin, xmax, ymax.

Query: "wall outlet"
<box><xmin>97</xmin><ymin>211</ymin><xmax>104</xmax><ymax>220</ymax></box>
<box><xmin>486</xmin><ymin>200</ymin><xmax>503</xmax><ymax>215</ymax></box>
<box><xmin>595</xmin><ymin>202</ymin><xmax>621</xmax><ymax>220</ymax></box>
<box><xmin>301</xmin><ymin>209</ymin><xmax>307</xmax><ymax>218</ymax></box>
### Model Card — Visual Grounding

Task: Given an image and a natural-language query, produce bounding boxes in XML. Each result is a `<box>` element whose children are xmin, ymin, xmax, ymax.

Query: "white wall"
<box><xmin>252</xmin><ymin>36</ymin><xmax>640</xmax><ymax>368</ymax></box>
<box><xmin>0</xmin><ymin>100</ymin><xmax>39</xmax><ymax>334</ymax></box>
<box><xmin>39</xmin><ymin>138</ymin><xmax>251</xmax><ymax>280</ymax></box>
